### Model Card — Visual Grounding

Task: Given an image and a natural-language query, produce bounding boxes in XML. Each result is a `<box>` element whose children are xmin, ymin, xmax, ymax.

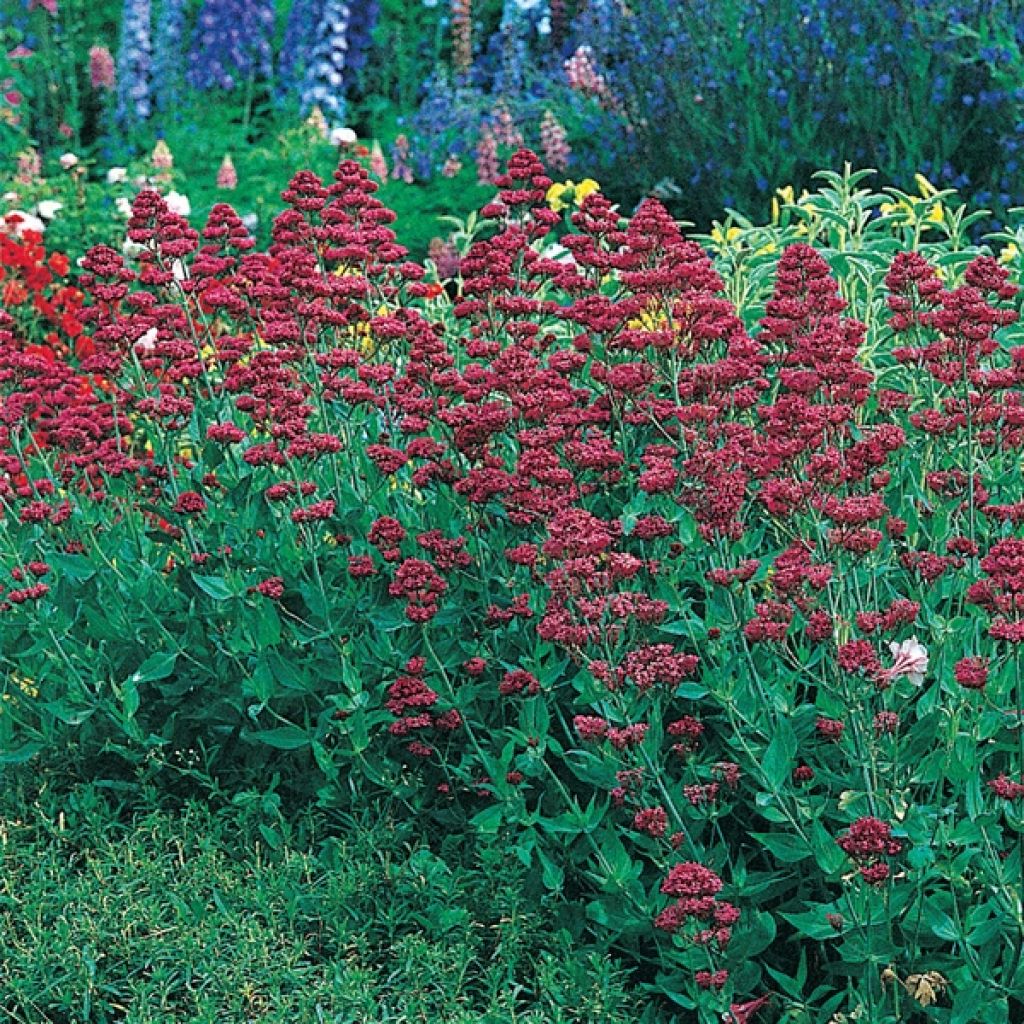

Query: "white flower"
<box><xmin>122</xmin><ymin>237</ymin><xmax>145</xmax><ymax>257</ymax></box>
<box><xmin>36</xmin><ymin>200</ymin><xmax>63</xmax><ymax>220</ymax></box>
<box><xmin>165</xmin><ymin>191</ymin><xmax>191</xmax><ymax>217</ymax></box>
<box><xmin>2</xmin><ymin>210</ymin><xmax>45</xmax><ymax>237</ymax></box>
<box><xmin>106</xmin><ymin>166</ymin><xmax>127</xmax><ymax>184</ymax></box>
<box><xmin>171</xmin><ymin>259</ymin><xmax>188</xmax><ymax>282</ymax></box>
<box><xmin>115</xmin><ymin>197</ymin><xmax>133</xmax><ymax>218</ymax></box>
<box><xmin>885</xmin><ymin>636</ymin><xmax>929</xmax><ymax>686</ymax></box>
<box><xmin>3</xmin><ymin>191</ymin><xmax>19</xmax><ymax>203</ymax></box>
<box><xmin>241</xmin><ymin>212</ymin><xmax>259</xmax><ymax>231</ymax></box>
<box><xmin>329</xmin><ymin>126</ymin><xmax>358</xmax><ymax>147</ymax></box>
<box><xmin>59</xmin><ymin>152</ymin><xmax>79</xmax><ymax>170</ymax></box>
<box><xmin>134</xmin><ymin>327</ymin><xmax>158</xmax><ymax>353</ymax></box>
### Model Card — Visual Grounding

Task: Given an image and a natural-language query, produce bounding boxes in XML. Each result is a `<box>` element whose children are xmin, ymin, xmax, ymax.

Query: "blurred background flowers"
<box><xmin>3</xmin><ymin>0</ymin><xmax>1024</xmax><ymax>253</ymax></box>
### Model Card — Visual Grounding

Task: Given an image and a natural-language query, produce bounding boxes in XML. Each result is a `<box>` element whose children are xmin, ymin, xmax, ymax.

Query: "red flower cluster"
<box><xmin>836</xmin><ymin>816</ymin><xmax>902</xmax><ymax>883</ymax></box>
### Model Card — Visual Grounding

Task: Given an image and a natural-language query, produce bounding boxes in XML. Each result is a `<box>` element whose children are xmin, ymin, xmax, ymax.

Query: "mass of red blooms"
<box><xmin>3</xmin><ymin>150</ymin><xmax>1024</xmax><ymax>1012</ymax></box>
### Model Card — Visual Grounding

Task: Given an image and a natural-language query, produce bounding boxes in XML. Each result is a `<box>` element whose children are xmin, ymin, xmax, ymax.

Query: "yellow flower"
<box><xmin>771</xmin><ymin>184</ymin><xmax>796</xmax><ymax>225</ymax></box>
<box><xmin>924</xmin><ymin>202</ymin><xmax>944</xmax><ymax>227</ymax></box>
<box><xmin>546</xmin><ymin>179</ymin><xmax>601</xmax><ymax>212</ymax></box>
<box><xmin>710</xmin><ymin>224</ymin><xmax>742</xmax><ymax>248</ymax></box>
<box><xmin>575</xmin><ymin>178</ymin><xmax>600</xmax><ymax>204</ymax></box>
<box><xmin>8</xmin><ymin>672</ymin><xmax>39</xmax><ymax>699</ymax></box>
<box><xmin>880</xmin><ymin>199</ymin><xmax>914</xmax><ymax>225</ymax></box>
<box><xmin>999</xmin><ymin>242</ymin><xmax>1019</xmax><ymax>265</ymax></box>
<box><xmin>546</xmin><ymin>182</ymin><xmax>570</xmax><ymax>212</ymax></box>
<box><xmin>626</xmin><ymin>299</ymin><xmax>669</xmax><ymax>331</ymax></box>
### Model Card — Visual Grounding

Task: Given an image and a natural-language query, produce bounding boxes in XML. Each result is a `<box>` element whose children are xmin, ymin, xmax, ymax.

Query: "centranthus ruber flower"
<box><xmin>878</xmin><ymin>636</ymin><xmax>928</xmax><ymax>686</ymax></box>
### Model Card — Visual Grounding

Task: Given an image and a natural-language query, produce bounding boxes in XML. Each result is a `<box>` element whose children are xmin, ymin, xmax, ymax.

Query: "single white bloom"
<box><xmin>171</xmin><ymin>259</ymin><xmax>188</xmax><ymax>282</ymax></box>
<box><xmin>329</xmin><ymin>126</ymin><xmax>358</xmax><ymax>147</ymax></box>
<box><xmin>135</xmin><ymin>327</ymin><xmax>158</xmax><ymax>353</ymax></box>
<box><xmin>59</xmin><ymin>152</ymin><xmax>79</xmax><ymax>170</ymax></box>
<box><xmin>887</xmin><ymin>636</ymin><xmax>928</xmax><ymax>686</ymax></box>
<box><xmin>165</xmin><ymin>191</ymin><xmax>191</xmax><ymax>217</ymax></box>
<box><xmin>106</xmin><ymin>166</ymin><xmax>127</xmax><ymax>184</ymax></box>
<box><xmin>122</xmin><ymin>237</ymin><xmax>145</xmax><ymax>257</ymax></box>
<box><xmin>3</xmin><ymin>191</ymin><xmax>19</xmax><ymax>203</ymax></box>
<box><xmin>36</xmin><ymin>200</ymin><xmax>63</xmax><ymax>220</ymax></box>
<box><xmin>241</xmin><ymin>212</ymin><xmax>259</xmax><ymax>231</ymax></box>
<box><xmin>115</xmin><ymin>196</ymin><xmax>133</xmax><ymax>218</ymax></box>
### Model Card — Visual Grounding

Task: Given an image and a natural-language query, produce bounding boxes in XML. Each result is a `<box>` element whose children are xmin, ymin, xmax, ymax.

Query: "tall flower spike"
<box><xmin>345</xmin><ymin>0</ymin><xmax>380</xmax><ymax>80</ymax></box>
<box><xmin>496</xmin><ymin>0</ymin><xmax>529</xmax><ymax>96</ymax></box>
<box><xmin>216</xmin><ymin>154</ymin><xmax>238</xmax><ymax>190</ymax></box>
<box><xmin>151</xmin><ymin>138</ymin><xmax>173</xmax><ymax>171</ymax></box>
<box><xmin>188</xmin><ymin>0</ymin><xmax>275</xmax><ymax>92</ymax></box>
<box><xmin>278</xmin><ymin>0</ymin><xmax>325</xmax><ymax>101</ymax></box>
<box><xmin>300</xmin><ymin>0</ymin><xmax>352</xmax><ymax>127</ymax></box>
<box><xmin>89</xmin><ymin>46</ymin><xmax>116</xmax><ymax>91</ymax></box>
<box><xmin>451</xmin><ymin>0</ymin><xmax>472</xmax><ymax>75</ymax></box>
<box><xmin>153</xmin><ymin>0</ymin><xmax>187</xmax><ymax>113</ymax></box>
<box><xmin>390</xmin><ymin>134</ymin><xmax>413</xmax><ymax>184</ymax></box>
<box><xmin>115</xmin><ymin>0</ymin><xmax>152</xmax><ymax>128</ymax></box>
<box><xmin>475</xmin><ymin>123</ymin><xmax>498</xmax><ymax>185</ymax></box>
<box><xmin>369</xmin><ymin>140</ymin><xmax>388</xmax><ymax>181</ymax></box>
<box><xmin>540</xmin><ymin>110</ymin><xmax>570</xmax><ymax>173</ymax></box>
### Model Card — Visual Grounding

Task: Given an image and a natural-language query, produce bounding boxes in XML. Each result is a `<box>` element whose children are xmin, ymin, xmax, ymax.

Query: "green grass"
<box><xmin>0</xmin><ymin>772</ymin><xmax>659</xmax><ymax>1023</ymax></box>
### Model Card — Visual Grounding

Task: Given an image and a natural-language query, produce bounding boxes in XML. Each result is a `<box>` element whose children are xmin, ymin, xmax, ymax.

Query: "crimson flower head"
<box><xmin>173</xmin><ymin>490</ymin><xmax>206</xmax><ymax>516</ymax></box>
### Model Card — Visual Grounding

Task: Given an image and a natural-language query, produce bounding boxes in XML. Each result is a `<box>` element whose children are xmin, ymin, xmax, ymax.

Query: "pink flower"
<box><xmin>216</xmin><ymin>153</ymin><xmax>237</xmax><ymax>190</ymax></box>
<box><xmin>878</xmin><ymin>636</ymin><xmax>928</xmax><ymax>686</ymax></box>
<box><xmin>89</xmin><ymin>45</ymin><xmax>115</xmax><ymax>90</ymax></box>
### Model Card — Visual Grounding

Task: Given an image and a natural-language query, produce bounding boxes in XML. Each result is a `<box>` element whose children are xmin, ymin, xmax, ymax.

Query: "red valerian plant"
<box><xmin>2</xmin><ymin>153</ymin><xmax>1024</xmax><ymax>1021</ymax></box>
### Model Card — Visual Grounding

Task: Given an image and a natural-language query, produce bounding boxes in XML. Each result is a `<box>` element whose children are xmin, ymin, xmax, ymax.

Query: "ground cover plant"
<box><xmin>2</xmin><ymin>149</ymin><xmax>1024</xmax><ymax>1021</ymax></box>
<box><xmin>1</xmin><ymin>768</ymin><xmax>650</xmax><ymax>1023</ymax></box>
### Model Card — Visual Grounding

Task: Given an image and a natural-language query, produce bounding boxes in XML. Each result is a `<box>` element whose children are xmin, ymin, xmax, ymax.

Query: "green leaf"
<box><xmin>471</xmin><ymin>803</ymin><xmax>504</xmax><ymax>834</ymax></box>
<box><xmin>255</xmin><ymin>602</ymin><xmax>281</xmax><ymax>646</ymax></box>
<box><xmin>192</xmin><ymin>574</ymin><xmax>232</xmax><ymax>601</ymax></box>
<box><xmin>131</xmin><ymin>650</ymin><xmax>178</xmax><ymax>684</ymax></box>
<box><xmin>752</xmin><ymin>831</ymin><xmax>812</xmax><ymax>863</ymax></box>
<box><xmin>0</xmin><ymin>741</ymin><xmax>42</xmax><ymax>764</ymax></box>
<box><xmin>761</xmin><ymin>721</ymin><xmax>797</xmax><ymax>790</ymax></box>
<box><xmin>121</xmin><ymin>679</ymin><xmax>140</xmax><ymax>721</ymax></box>
<box><xmin>244</xmin><ymin>725</ymin><xmax>310</xmax><ymax>750</ymax></box>
<box><xmin>537</xmin><ymin>847</ymin><xmax>564</xmax><ymax>891</ymax></box>
<box><xmin>780</xmin><ymin>907</ymin><xmax>842</xmax><ymax>940</ymax></box>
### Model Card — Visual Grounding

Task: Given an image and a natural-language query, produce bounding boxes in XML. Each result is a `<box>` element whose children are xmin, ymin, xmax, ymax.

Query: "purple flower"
<box><xmin>115</xmin><ymin>0</ymin><xmax>152</xmax><ymax>126</ymax></box>
<box><xmin>277</xmin><ymin>0</ymin><xmax>326</xmax><ymax>100</ymax></box>
<box><xmin>188</xmin><ymin>0</ymin><xmax>275</xmax><ymax>92</ymax></box>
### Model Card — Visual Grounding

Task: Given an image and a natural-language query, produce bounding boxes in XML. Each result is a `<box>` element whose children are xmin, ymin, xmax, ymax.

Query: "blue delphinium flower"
<box><xmin>188</xmin><ymin>0</ymin><xmax>275</xmax><ymax>92</ymax></box>
<box><xmin>153</xmin><ymin>0</ymin><xmax>186</xmax><ymax>113</ymax></box>
<box><xmin>300</xmin><ymin>0</ymin><xmax>351</xmax><ymax>125</ymax></box>
<box><xmin>346</xmin><ymin>0</ymin><xmax>381</xmax><ymax>81</ymax></box>
<box><xmin>278</xmin><ymin>0</ymin><xmax>325</xmax><ymax>101</ymax></box>
<box><xmin>115</xmin><ymin>0</ymin><xmax>152</xmax><ymax>127</ymax></box>
<box><xmin>495</xmin><ymin>0</ymin><xmax>529</xmax><ymax>96</ymax></box>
